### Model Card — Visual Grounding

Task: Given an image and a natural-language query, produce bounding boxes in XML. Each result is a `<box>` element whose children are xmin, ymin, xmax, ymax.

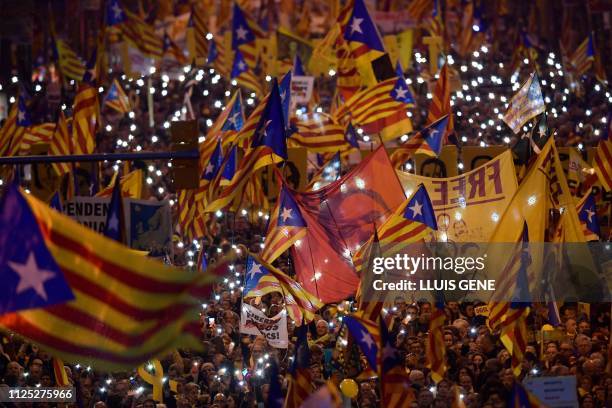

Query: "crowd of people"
<box><xmin>0</xmin><ymin>9</ymin><xmax>611</xmax><ymax>408</ymax></box>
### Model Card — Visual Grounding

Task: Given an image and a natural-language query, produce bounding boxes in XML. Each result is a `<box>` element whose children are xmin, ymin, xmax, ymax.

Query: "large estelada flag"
<box><xmin>0</xmin><ymin>184</ymin><xmax>222</xmax><ymax>371</ymax></box>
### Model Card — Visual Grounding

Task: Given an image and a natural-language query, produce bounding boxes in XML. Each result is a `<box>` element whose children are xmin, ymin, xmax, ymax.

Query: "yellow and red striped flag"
<box><xmin>352</xmin><ymin>184</ymin><xmax>437</xmax><ymax>274</ymax></box>
<box><xmin>103</xmin><ymin>79</ymin><xmax>131</xmax><ymax>114</ymax></box>
<box><xmin>502</xmin><ymin>72</ymin><xmax>545</xmax><ymax>134</ymax></box>
<box><xmin>427</xmin><ymin>64</ymin><xmax>454</xmax><ymax>139</ymax></box>
<box><xmin>52</xmin><ymin>357</ymin><xmax>70</xmax><ymax>386</ymax></box>
<box><xmin>49</xmin><ymin>113</ymin><xmax>72</xmax><ymax>177</ymax></box>
<box><xmin>569</xmin><ymin>34</ymin><xmax>595</xmax><ymax>77</ymax></box>
<box><xmin>389</xmin><ymin>115</ymin><xmax>449</xmax><ymax>168</ymax></box>
<box><xmin>186</xmin><ymin>3</ymin><xmax>209</xmax><ymax>66</ymax></box>
<box><xmin>261</xmin><ymin>184</ymin><xmax>307</xmax><ymax>263</ymax></box>
<box><xmin>426</xmin><ymin>297</ymin><xmax>447</xmax><ymax>383</ymax></box>
<box><xmin>593</xmin><ymin>137</ymin><xmax>611</xmax><ymax>191</ymax></box>
<box><xmin>289</xmin><ymin>113</ymin><xmax>348</xmax><ymax>152</ymax></box>
<box><xmin>96</xmin><ymin>169</ymin><xmax>143</xmax><ymax>199</ymax></box>
<box><xmin>19</xmin><ymin>123</ymin><xmax>55</xmax><ymax>155</ymax></box>
<box><xmin>206</xmin><ymin>80</ymin><xmax>287</xmax><ymax>212</ymax></box>
<box><xmin>72</xmin><ymin>84</ymin><xmax>99</xmax><ymax>155</ymax></box>
<box><xmin>285</xmin><ymin>324</ymin><xmax>313</xmax><ymax>407</ymax></box>
<box><xmin>0</xmin><ymin>185</ymin><xmax>223</xmax><ymax>371</ymax></box>
<box><xmin>53</xmin><ymin>39</ymin><xmax>86</xmax><ymax>82</ymax></box>
<box><xmin>333</xmin><ymin>77</ymin><xmax>413</xmax><ymax>141</ymax></box>
<box><xmin>231</xmin><ymin>3</ymin><xmax>265</xmax><ymax>69</ymax></box>
<box><xmin>119</xmin><ymin>9</ymin><xmax>164</xmax><ymax>60</ymax></box>
<box><xmin>0</xmin><ymin>96</ymin><xmax>29</xmax><ymax>157</ymax></box>
<box><xmin>250</xmin><ymin>254</ymin><xmax>323</xmax><ymax>325</ymax></box>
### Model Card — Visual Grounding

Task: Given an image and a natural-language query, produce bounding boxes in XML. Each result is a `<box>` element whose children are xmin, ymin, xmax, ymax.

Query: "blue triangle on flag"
<box><xmin>279</xmin><ymin>71</ymin><xmax>292</xmax><ymax>129</ymax></box>
<box><xmin>222</xmin><ymin>95</ymin><xmax>244</xmax><ymax>132</ymax></box>
<box><xmin>232</xmin><ymin>4</ymin><xmax>256</xmax><ymax>49</ymax></box>
<box><xmin>278</xmin><ymin>186</ymin><xmax>306</xmax><ymax>228</ymax></box>
<box><xmin>578</xmin><ymin>193</ymin><xmax>601</xmax><ymax>237</ymax></box>
<box><xmin>231</xmin><ymin>50</ymin><xmax>249</xmax><ymax>79</ymax></box>
<box><xmin>251</xmin><ymin>79</ymin><xmax>288</xmax><ymax>160</ymax></box>
<box><xmin>202</xmin><ymin>141</ymin><xmax>223</xmax><ymax>181</ymax></box>
<box><xmin>422</xmin><ymin>115</ymin><xmax>449</xmax><ymax>155</ymax></box>
<box><xmin>221</xmin><ymin>146</ymin><xmax>237</xmax><ymax>181</ymax></box>
<box><xmin>0</xmin><ymin>184</ymin><xmax>75</xmax><ymax>314</ymax></box>
<box><xmin>402</xmin><ymin>184</ymin><xmax>437</xmax><ymax>230</ymax></box>
<box><xmin>343</xmin><ymin>0</ymin><xmax>385</xmax><ymax>52</ymax></box>
<box><xmin>244</xmin><ymin>255</ymin><xmax>269</xmax><ymax>294</ymax></box>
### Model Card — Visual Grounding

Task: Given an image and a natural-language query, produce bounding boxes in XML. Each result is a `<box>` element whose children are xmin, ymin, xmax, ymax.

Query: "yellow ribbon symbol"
<box><xmin>137</xmin><ymin>359</ymin><xmax>164</xmax><ymax>402</ymax></box>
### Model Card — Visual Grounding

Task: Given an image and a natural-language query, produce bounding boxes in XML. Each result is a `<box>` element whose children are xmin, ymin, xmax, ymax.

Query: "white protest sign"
<box><xmin>291</xmin><ymin>76</ymin><xmax>314</xmax><ymax>104</ymax></box>
<box><xmin>523</xmin><ymin>376</ymin><xmax>578</xmax><ymax>408</ymax></box>
<box><xmin>240</xmin><ymin>304</ymin><xmax>288</xmax><ymax>348</ymax></box>
<box><xmin>63</xmin><ymin>197</ymin><xmax>110</xmax><ymax>234</ymax></box>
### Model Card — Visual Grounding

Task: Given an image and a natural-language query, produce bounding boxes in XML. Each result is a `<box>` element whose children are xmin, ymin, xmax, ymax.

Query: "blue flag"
<box><xmin>17</xmin><ymin>94</ymin><xmax>31</xmax><ymax>127</ymax></box>
<box><xmin>104</xmin><ymin>178</ymin><xmax>124</xmax><ymax>242</ymax></box>
<box><xmin>267</xmin><ymin>359</ymin><xmax>284</xmax><ymax>408</ymax></box>
<box><xmin>293</xmin><ymin>55</ymin><xmax>305</xmax><ymax>76</ymax></box>
<box><xmin>106</xmin><ymin>0</ymin><xmax>126</xmax><ymax>26</ymax></box>
<box><xmin>221</xmin><ymin>146</ymin><xmax>237</xmax><ymax>181</ymax></box>
<box><xmin>207</xmin><ymin>40</ymin><xmax>218</xmax><ymax>64</ymax></box>
<box><xmin>395</xmin><ymin>60</ymin><xmax>404</xmax><ymax>78</ymax></box>
<box><xmin>402</xmin><ymin>184</ymin><xmax>438</xmax><ymax>229</ymax></box>
<box><xmin>50</xmin><ymin>192</ymin><xmax>63</xmax><ymax>212</ymax></box>
<box><xmin>202</xmin><ymin>141</ymin><xmax>223</xmax><ymax>181</ymax></box>
<box><xmin>221</xmin><ymin>95</ymin><xmax>244</xmax><ymax>132</ymax></box>
<box><xmin>345</xmin><ymin>122</ymin><xmax>360</xmax><ymax>148</ymax></box>
<box><xmin>380</xmin><ymin>318</ymin><xmax>402</xmax><ymax>372</ymax></box>
<box><xmin>230</xmin><ymin>49</ymin><xmax>250</xmax><ymax>79</ymax></box>
<box><xmin>391</xmin><ymin>77</ymin><xmax>415</xmax><ymax>104</ymax></box>
<box><xmin>244</xmin><ymin>256</ymin><xmax>269</xmax><ymax>294</ymax></box>
<box><xmin>343</xmin><ymin>0</ymin><xmax>385</xmax><ymax>52</ymax></box>
<box><xmin>232</xmin><ymin>4</ymin><xmax>256</xmax><ymax>49</ymax></box>
<box><xmin>197</xmin><ymin>249</ymin><xmax>208</xmax><ymax>273</ymax></box>
<box><xmin>251</xmin><ymin>79</ymin><xmax>287</xmax><ymax>160</ymax></box>
<box><xmin>278</xmin><ymin>187</ymin><xmax>306</xmax><ymax>228</ymax></box>
<box><xmin>82</xmin><ymin>47</ymin><xmax>98</xmax><ymax>85</ymax></box>
<box><xmin>344</xmin><ymin>316</ymin><xmax>378</xmax><ymax>371</ymax></box>
<box><xmin>422</xmin><ymin>115</ymin><xmax>449</xmax><ymax>155</ymax></box>
<box><xmin>279</xmin><ymin>71</ymin><xmax>292</xmax><ymax>129</ymax></box>
<box><xmin>0</xmin><ymin>184</ymin><xmax>74</xmax><ymax>314</ymax></box>
<box><xmin>290</xmin><ymin>323</ymin><xmax>311</xmax><ymax>373</ymax></box>
<box><xmin>578</xmin><ymin>193</ymin><xmax>601</xmax><ymax>237</ymax></box>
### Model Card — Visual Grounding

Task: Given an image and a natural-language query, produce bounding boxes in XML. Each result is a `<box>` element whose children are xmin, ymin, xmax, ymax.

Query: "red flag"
<box><xmin>290</xmin><ymin>146</ymin><xmax>405</xmax><ymax>303</ymax></box>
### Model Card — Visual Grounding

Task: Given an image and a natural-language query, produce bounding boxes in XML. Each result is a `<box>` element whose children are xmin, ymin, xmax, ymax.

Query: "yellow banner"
<box><xmin>396</xmin><ymin>150</ymin><xmax>517</xmax><ymax>242</ymax></box>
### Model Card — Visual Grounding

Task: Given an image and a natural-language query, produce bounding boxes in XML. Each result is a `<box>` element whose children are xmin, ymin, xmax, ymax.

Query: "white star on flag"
<box><xmin>17</xmin><ymin>110</ymin><xmax>25</xmax><ymax>123</ymax></box>
<box><xmin>235</xmin><ymin>25</ymin><xmax>248</xmax><ymax>41</ymax></box>
<box><xmin>409</xmin><ymin>200</ymin><xmax>423</xmax><ymax>217</ymax></box>
<box><xmin>360</xmin><ymin>329</ymin><xmax>375</xmax><ymax>351</ymax></box>
<box><xmin>394</xmin><ymin>86</ymin><xmax>408</xmax><ymax>99</ymax></box>
<box><xmin>205</xmin><ymin>162</ymin><xmax>215</xmax><ymax>175</ymax></box>
<box><xmin>107</xmin><ymin>212</ymin><xmax>119</xmax><ymax>232</ymax></box>
<box><xmin>350</xmin><ymin>17</ymin><xmax>364</xmax><ymax>34</ymax></box>
<box><xmin>228</xmin><ymin>112</ymin><xmax>240</xmax><ymax>127</ymax></box>
<box><xmin>112</xmin><ymin>3</ymin><xmax>123</xmax><ymax>18</ymax></box>
<box><xmin>8</xmin><ymin>252</ymin><xmax>56</xmax><ymax>301</ymax></box>
<box><xmin>586</xmin><ymin>208</ymin><xmax>595</xmax><ymax>223</ymax></box>
<box><xmin>382</xmin><ymin>343</ymin><xmax>396</xmax><ymax>363</ymax></box>
<box><xmin>248</xmin><ymin>263</ymin><xmax>263</xmax><ymax>280</ymax></box>
<box><xmin>280</xmin><ymin>207</ymin><xmax>293</xmax><ymax>222</ymax></box>
<box><xmin>237</xmin><ymin>61</ymin><xmax>246</xmax><ymax>71</ymax></box>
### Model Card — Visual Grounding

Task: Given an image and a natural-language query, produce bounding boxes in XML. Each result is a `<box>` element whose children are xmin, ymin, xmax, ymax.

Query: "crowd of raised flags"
<box><xmin>0</xmin><ymin>0</ymin><xmax>610</xmax><ymax>406</ymax></box>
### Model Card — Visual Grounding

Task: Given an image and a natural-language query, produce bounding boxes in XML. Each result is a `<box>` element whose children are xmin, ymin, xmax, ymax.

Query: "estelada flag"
<box><xmin>0</xmin><ymin>184</ymin><xmax>222</xmax><ymax>371</ymax></box>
